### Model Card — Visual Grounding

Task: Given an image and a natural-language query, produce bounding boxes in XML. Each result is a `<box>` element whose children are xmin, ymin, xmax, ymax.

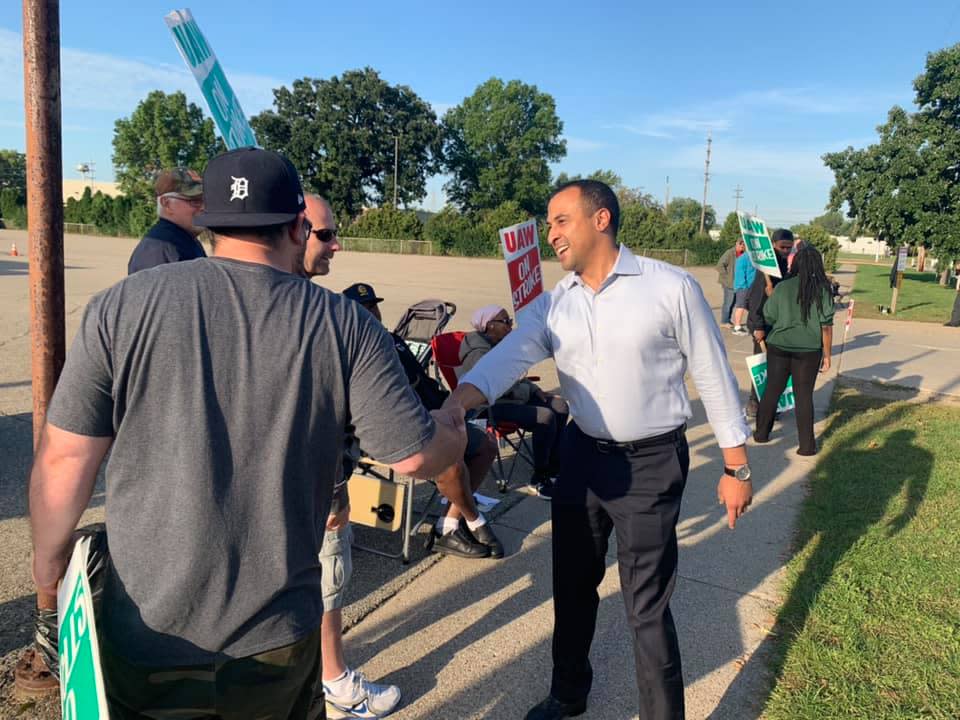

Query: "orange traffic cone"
<box><xmin>9</xmin><ymin>243</ymin><xmax>18</xmax><ymax>256</ymax></box>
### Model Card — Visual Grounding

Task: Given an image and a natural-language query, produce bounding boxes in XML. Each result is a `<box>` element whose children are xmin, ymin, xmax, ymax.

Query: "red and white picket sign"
<box><xmin>499</xmin><ymin>219</ymin><xmax>544</xmax><ymax>315</ymax></box>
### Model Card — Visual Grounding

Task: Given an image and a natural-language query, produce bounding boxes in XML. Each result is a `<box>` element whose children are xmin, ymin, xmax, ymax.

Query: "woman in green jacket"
<box><xmin>754</xmin><ymin>245</ymin><xmax>835</xmax><ymax>455</ymax></box>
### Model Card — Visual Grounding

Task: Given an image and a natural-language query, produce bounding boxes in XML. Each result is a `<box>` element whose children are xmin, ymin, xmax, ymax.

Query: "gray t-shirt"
<box><xmin>47</xmin><ymin>257</ymin><xmax>434</xmax><ymax>664</ymax></box>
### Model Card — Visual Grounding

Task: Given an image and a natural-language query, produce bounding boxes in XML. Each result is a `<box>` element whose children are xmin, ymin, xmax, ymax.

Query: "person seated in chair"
<box><xmin>342</xmin><ymin>283</ymin><xmax>503</xmax><ymax>560</ymax></box>
<box><xmin>458</xmin><ymin>305</ymin><xmax>569</xmax><ymax>499</ymax></box>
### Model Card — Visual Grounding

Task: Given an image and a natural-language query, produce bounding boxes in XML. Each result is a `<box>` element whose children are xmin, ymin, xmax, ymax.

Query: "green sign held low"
<box><xmin>746</xmin><ymin>351</ymin><xmax>795</xmax><ymax>412</ymax></box>
<box><xmin>58</xmin><ymin>537</ymin><xmax>109</xmax><ymax>720</ymax></box>
<box><xmin>165</xmin><ymin>9</ymin><xmax>258</xmax><ymax>150</ymax></box>
<box><xmin>737</xmin><ymin>211</ymin><xmax>782</xmax><ymax>279</ymax></box>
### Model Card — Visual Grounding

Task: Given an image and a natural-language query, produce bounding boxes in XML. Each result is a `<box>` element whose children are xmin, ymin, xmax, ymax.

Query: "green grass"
<box><xmin>838</xmin><ymin>251</ymin><xmax>888</xmax><ymax>264</ymax></box>
<box><xmin>850</xmin><ymin>265</ymin><xmax>957</xmax><ymax>322</ymax></box>
<box><xmin>763</xmin><ymin>387</ymin><xmax>960</xmax><ymax>719</ymax></box>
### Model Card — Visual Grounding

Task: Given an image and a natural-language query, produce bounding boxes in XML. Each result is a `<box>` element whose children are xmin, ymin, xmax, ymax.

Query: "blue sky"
<box><xmin>1</xmin><ymin>1</ymin><xmax>958</xmax><ymax>227</ymax></box>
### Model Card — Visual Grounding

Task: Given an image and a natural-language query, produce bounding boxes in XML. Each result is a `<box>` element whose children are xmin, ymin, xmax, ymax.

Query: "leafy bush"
<box><xmin>345</xmin><ymin>207</ymin><xmax>423</xmax><ymax>240</ymax></box>
<box><xmin>791</xmin><ymin>223</ymin><xmax>840</xmax><ymax>272</ymax></box>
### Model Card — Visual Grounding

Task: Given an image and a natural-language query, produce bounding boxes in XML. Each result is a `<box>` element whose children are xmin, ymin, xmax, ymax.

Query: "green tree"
<box><xmin>619</xmin><ymin>203</ymin><xmax>669</xmax><ymax>248</ymax></box>
<box><xmin>719</xmin><ymin>211</ymin><xmax>741</xmax><ymax>247</ymax></box>
<box><xmin>810</xmin><ymin>210</ymin><xmax>852</xmax><ymax>236</ymax></box>
<box><xmin>666</xmin><ymin>197</ymin><xmax>716</xmax><ymax>231</ymax></box>
<box><xmin>824</xmin><ymin>43</ymin><xmax>960</xmax><ymax>281</ymax></box>
<box><xmin>441</xmin><ymin>78</ymin><xmax>565</xmax><ymax>215</ymax></box>
<box><xmin>113</xmin><ymin>90</ymin><xmax>222</xmax><ymax>200</ymax></box>
<box><xmin>554</xmin><ymin>169</ymin><xmax>622</xmax><ymax>189</ymax></box>
<box><xmin>252</xmin><ymin>68</ymin><xmax>440</xmax><ymax>220</ymax></box>
<box><xmin>0</xmin><ymin>149</ymin><xmax>26</xmax><ymax>204</ymax></box>
<box><xmin>423</xmin><ymin>206</ymin><xmax>477</xmax><ymax>255</ymax></box>
<box><xmin>345</xmin><ymin>207</ymin><xmax>423</xmax><ymax>240</ymax></box>
<box><xmin>791</xmin><ymin>223</ymin><xmax>840</xmax><ymax>272</ymax></box>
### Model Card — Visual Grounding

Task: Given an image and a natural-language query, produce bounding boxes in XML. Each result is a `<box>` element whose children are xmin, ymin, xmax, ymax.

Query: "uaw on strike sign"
<box><xmin>499</xmin><ymin>219</ymin><xmax>544</xmax><ymax>314</ymax></box>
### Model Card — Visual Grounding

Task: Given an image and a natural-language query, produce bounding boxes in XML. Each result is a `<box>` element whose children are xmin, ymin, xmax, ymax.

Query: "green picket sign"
<box><xmin>164</xmin><ymin>9</ymin><xmax>258</xmax><ymax>150</ymax></box>
<box><xmin>746</xmin><ymin>352</ymin><xmax>795</xmax><ymax>412</ymax></box>
<box><xmin>737</xmin><ymin>211</ymin><xmax>781</xmax><ymax>279</ymax></box>
<box><xmin>58</xmin><ymin>538</ymin><xmax>109</xmax><ymax>720</ymax></box>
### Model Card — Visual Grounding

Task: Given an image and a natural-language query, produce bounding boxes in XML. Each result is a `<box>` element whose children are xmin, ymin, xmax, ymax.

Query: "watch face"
<box><xmin>735</xmin><ymin>465</ymin><xmax>752</xmax><ymax>481</ymax></box>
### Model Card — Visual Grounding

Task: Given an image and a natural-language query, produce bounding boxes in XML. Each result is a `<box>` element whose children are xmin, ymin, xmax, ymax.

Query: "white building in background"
<box><xmin>833</xmin><ymin>235</ymin><xmax>889</xmax><ymax>257</ymax></box>
<box><xmin>62</xmin><ymin>179</ymin><xmax>122</xmax><ymax>201</ymax></box>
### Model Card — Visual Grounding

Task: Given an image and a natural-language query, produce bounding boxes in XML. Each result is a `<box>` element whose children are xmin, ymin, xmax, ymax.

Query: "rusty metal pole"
<box><xmin>23</xmin><ymin>0</ymin><xmax>65</xmax><ymax>447</ymax></box>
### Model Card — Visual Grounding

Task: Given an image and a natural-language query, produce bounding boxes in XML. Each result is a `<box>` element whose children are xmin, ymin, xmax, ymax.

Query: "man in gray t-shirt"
<box><xmin>29</xmin><ymin>148</ymin><xmax>466</xmax><ymax>719</ymax></box>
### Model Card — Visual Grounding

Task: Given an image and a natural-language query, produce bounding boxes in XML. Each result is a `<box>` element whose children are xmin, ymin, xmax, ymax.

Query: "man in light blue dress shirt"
<box><xmin>446</xmin><ymin>180</ymin><xmax>754</xmax><ymax>720</ymax></box>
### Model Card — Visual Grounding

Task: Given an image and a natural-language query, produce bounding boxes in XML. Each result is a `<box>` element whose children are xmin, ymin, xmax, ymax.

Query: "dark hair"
<box><xmin>791</xmin><ymin>245</ymin><xmax>832</xmax><ymax>323</ymax></box>
<box><xmin>771</xmin><ymin>228</ymin><xmax>795</xmax><ymax>244</ymax></box>
<box><xmin>208</xmin><ymin>221</ymin><xmax>295</xmax><ymax>247</ymax></box>
<box><xmin>550</xmin><ymin>180</ymin><xmax>620</xmax><ymax>235</ymax></box>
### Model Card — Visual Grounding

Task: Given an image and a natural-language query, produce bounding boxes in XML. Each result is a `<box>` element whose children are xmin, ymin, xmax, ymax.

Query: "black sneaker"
<box><xmin>428</xmin><ymin>527</ymin><xmax>490</xmax><ymax>559</ymax></box>
<box><xmin>464</xmin><ymin>521</ymin><xmax>504</xmax><ymax>558</ymax></box>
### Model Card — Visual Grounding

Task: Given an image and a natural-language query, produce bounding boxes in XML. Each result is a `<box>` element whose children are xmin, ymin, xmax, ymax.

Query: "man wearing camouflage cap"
<box><xmin>127</xmin><ymin>167</ymin><xmax>207</xmax><ymax>274</ymax></box>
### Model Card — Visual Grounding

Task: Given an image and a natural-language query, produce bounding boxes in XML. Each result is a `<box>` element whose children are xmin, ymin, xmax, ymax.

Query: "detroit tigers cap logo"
<box><xmin>230</xmin><ymin>176</ymin><xmax>249</xmax><ymax>201</ymax></box>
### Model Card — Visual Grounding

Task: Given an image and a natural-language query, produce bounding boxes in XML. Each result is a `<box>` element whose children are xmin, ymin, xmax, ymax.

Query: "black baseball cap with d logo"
<box><xmin>194</xmin><ymin>147</ymin><xmax>306</xmax><ymax>228</ymax></box>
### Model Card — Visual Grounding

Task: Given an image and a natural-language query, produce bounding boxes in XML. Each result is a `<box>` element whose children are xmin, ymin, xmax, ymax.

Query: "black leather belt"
<box><xmin>593</xmin><ymin>424</ymin><xmax>686</xmax><ymax>454</ymax></box>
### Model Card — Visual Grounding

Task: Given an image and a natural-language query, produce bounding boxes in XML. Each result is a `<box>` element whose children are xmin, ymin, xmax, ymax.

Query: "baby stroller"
<box><xmin>392</xmin><ymin>299</ymin><xmax>457</xmax><ymax>370</ymax></box>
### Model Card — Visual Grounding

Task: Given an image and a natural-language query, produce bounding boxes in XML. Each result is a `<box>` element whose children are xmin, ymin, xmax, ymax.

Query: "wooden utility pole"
<box><xmin>699</xmin><ymin>133</ymin><xmax>712</xmax><ymax>234</ymax></box>
<box><xmin>733</xmin><ymin>184</ymin><xmax>743</xmax><ymax>213</ymax></box>
<box><xmin>23</xmin><ymin>0</ymin><xmax>65</xmax><ymax>447</ymax></box>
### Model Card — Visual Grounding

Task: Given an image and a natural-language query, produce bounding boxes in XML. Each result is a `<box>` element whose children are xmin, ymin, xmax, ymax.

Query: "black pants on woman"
<box><xmin>754</xmin><ymin>343</ymin><xmax>822</xmax><ymax>455</ymax></box>
<box><xmin>489</xmin><ymin>393</ymin><xmax>569</xmax><ymax>479</ymax></box>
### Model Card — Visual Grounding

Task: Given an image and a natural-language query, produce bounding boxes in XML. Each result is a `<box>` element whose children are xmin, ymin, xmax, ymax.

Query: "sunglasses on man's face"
<box><xmin>491</xmin><ymin>317</ymin><xmax>513</xmax><ymax>327</ymax></box>
<box><xmin>310</xmin><ymin>228</ymin><xmax>339</xmax><ymax>243</ymax></box>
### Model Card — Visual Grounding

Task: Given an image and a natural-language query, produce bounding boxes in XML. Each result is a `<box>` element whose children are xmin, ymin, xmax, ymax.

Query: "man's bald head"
<box><xmin>302</xmin><ymin>194</ymin><xmax>340</xmax><ymax>277</ymax></box>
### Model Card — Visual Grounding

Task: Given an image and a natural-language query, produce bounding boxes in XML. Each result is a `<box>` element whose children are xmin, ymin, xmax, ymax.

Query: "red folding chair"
<box><xmin>431</xmin><ymin>332</ymin><xmax>535</xmax><ymax>493</ymax></box>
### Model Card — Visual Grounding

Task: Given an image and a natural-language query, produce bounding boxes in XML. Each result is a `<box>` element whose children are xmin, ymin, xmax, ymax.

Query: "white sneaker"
<box><xmin>324</xmin><ymin>669</ymin><xmax>401</xmax><ymax>719</ymax></box>
<box><xmin>731</xmin><ymin>326</ymin><xmax>749</xmax><ymax>336</ymax></box>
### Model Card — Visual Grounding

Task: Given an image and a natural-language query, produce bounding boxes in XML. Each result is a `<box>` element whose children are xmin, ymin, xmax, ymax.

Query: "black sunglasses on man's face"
<box><xmin>310</xmin><ymin>228</ymin><xmax>339</xmax><ymax>243</ymax></box>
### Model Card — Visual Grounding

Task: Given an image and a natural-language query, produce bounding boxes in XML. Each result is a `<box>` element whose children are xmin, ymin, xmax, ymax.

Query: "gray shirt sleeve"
<box><xmin>46</xmin><ymin>291</ymin><xmax>115</xmax><ymax>437</ymax></box>
<box><xmin>344</xmin><ymin>306</ymin><xmax>436</xmax><ymax>464</ymax></box>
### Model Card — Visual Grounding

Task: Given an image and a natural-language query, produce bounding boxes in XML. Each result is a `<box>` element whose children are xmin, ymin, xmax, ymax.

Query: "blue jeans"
<box><xmin>720</xmin><ymin>287</ymin><xmax>735</xmax><ymax>324</ymax></box>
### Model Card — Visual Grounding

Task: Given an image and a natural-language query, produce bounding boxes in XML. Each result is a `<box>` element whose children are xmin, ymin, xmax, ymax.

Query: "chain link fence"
<box><xmin>64</xmin><ymin>222</ymin><xmax>100</xmax><ymax>235</ymax></box>
<box><xmin>338</xmin><ymin>236</ymin><xmax>434</xmax><ymax>255</ymax></box>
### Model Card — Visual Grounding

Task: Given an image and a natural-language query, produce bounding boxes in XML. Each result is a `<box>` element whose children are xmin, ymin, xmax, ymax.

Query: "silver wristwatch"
<box><xmin>724</xmin><ymin>464</ymin><xmax>752</xmax><ymax>482</ymax></box>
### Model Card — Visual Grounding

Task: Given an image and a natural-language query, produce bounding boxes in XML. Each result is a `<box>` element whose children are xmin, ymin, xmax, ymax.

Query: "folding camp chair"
<box><xmin>393</xmin><ymin>299</ymin><xmax>457</xmax><ymax>370</ymax></box>
<box><xmin>348</xmin><ymin>456</ymin><xmax>439</xmax><ymax>564</ymax></box>
<box><xmin>431</xmin><ymin>331</ymin><xmax>535</xmax><ymax>493</ymax></box>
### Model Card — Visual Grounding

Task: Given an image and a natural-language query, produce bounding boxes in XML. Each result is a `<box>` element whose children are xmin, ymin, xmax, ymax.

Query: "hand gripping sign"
<box><xmin>499</xmin><ymin>219</ymin><xmax>544</xmax><ymax>315</ymax></box>
<box><xmin>737</xmin><ymin>211</ymin><xmax>782</xmax><ymax>279</ymax></box>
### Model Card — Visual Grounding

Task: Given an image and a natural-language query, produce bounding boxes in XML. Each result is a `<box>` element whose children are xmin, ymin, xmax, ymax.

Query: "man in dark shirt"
<box><xmin>745</xmin><ymin>229</ymin><xmax>795</xmax><ymax>416</ymax></box>
<box><xmin>127</xmin><ymin>168</ymin><xmax>207</xmax><ymax>274</ymax></box>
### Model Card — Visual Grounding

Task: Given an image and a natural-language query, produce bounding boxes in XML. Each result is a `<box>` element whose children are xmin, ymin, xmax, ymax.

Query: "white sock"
<box><xmin>465</xmin><ymin>513</ymin><xmax>487</xmax><ymax>531</ymax></box>
<box><xmin>436</xmin><ymin>516</ymin><xmax>459</xmax><ymax>535</ymax></box>
<box><xmin>324</xmin><ymin>669</ymin><xmax>351</xmax><ymax>693</ymax></box>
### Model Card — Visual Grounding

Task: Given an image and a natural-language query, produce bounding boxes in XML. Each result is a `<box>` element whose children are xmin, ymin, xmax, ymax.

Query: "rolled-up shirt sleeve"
<box><xmin>460</xmin><ymin>293</ymin><xmax>553</xmax><ymax>405</ymax></box>
<box><xmin>674</xmin><ymin>275</ymin><xmax>750</xmax><ymax>448</ymax></box>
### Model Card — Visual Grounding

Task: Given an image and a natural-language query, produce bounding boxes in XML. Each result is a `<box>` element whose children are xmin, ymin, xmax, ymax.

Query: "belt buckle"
<box><xmin>596</xmin><ymin>439</ymin><xmax>614</xmax><ymax>454</ymax></box>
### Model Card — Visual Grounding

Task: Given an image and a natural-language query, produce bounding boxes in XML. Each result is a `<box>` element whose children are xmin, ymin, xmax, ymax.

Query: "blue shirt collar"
<box><xmin>561</xmin><ymin>243</ymin><xmax>643</xmax><ymax>290</ymax></box>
